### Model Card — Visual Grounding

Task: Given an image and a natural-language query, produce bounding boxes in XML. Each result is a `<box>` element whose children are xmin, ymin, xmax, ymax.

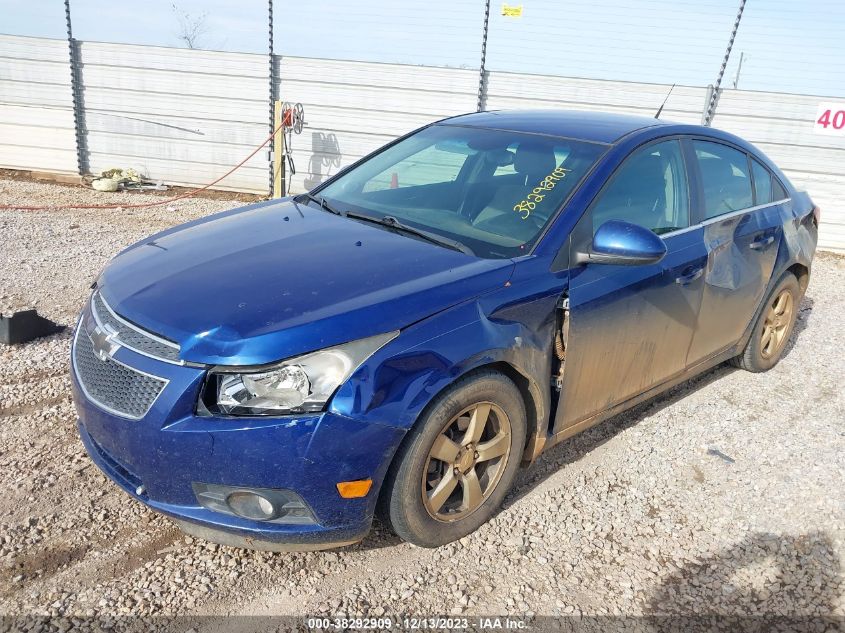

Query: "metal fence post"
<box><xmin>268</xmin><ymin>0</ymin><xmax>277</xmax><ymax>196</ymax></box>
<box><xmin>703</xmin><ymin>0</ymin><xmax>746</xmax><ymax>126</ymax></box>
<box><xmin>64</xmin><ymin>0</ymin><xmax>88</xmax><ymax>175</ymax></box>
<box><xmin>701</xmin><ymin>85</ymin><xmax>715</xmax><ymax>125</ymax></box>
<box><xmin>476</xmin><ymin>0</ymin><xmax>491</xmax><ymax>112</ymax></box>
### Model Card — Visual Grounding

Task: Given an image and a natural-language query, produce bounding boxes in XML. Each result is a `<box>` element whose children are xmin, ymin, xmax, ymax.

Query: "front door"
<box><xmin>554</xmin><ymin>139</ymin><xmax>707</xmax><ymax>432</ymax></box>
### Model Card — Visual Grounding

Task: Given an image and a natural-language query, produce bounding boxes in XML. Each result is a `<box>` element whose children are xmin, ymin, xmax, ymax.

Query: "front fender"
<box><xmin>330</xmin><ymin>273</ymin><xmax>563</xmax><ymax>459</ymax></box>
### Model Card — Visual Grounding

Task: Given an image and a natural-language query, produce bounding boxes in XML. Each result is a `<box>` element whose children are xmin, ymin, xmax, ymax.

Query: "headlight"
<box><xmin>200</xmin><ymin>331</ymin><xmax>398</xmax><ymax>416</ymax></box>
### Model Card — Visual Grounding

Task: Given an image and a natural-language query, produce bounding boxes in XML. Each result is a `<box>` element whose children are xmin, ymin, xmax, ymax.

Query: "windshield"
<box><xmin>314</xmin><ymin>125</ymin><xmax>606</xmax><ymax>259</ymax></box>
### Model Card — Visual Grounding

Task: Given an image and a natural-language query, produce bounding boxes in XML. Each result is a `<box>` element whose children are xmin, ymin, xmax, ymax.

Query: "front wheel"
<box><xmin>732</xmin><ymin>273</ymin><xmax>801</xmax><ymax>372</ymax></box>
<box><xmin>379</xmin><ymin>371</ymin><xmax>527</xmax><ymax>547</ymax></box>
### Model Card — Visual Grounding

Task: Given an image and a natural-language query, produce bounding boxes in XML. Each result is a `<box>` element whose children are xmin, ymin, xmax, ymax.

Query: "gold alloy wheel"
<box><xmin>421</xmin><ymin>402</ymin><xmax>512</xmax><ymax>522</ymax></box>
<box><xmin>761</xmin><ymin>288</ymin><xmax>794</xmax><ymax>359</ymax></box>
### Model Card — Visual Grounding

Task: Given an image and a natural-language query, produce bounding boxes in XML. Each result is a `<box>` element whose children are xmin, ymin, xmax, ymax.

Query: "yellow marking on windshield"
<box><xmin>513</xmin><ymin>166</ymin><xmax>571</xmax><ymax>220</ymax></box>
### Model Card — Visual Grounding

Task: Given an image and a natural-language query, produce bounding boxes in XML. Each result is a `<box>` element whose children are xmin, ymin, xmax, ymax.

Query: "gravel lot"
<box><xmin>1</xmin><ymin>178</ymin><xmax>844</xmax><ymax>626</ymax></box>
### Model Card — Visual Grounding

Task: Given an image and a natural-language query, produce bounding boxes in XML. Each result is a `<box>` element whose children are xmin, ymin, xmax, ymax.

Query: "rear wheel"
<box><xmin>732</xmin><ymin>273</ymin><xmax>801</xmax><ymax>372</ymax></box>
<box><xmin>380</xmin><ymin>371</ymin><xmax>526</xmax><ymax>547</ymax></box>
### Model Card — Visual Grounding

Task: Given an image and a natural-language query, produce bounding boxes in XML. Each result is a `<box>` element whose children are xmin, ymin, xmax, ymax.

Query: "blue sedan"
<box><xmin>71</xmin><ymin>110</ymin><xmax>818</xmax><ymax>550</ymax></box>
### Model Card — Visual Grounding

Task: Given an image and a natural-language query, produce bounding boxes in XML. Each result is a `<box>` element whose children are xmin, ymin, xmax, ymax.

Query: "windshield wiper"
<box><xmin>345</xmin><ymin>212</ymin><xmax>474</xmax><ymax>256</ymax></box>
<box><xmin>297</xmin><ymin>195</ymin><xmax>473</xmax><ymax>255</ymax></box>
<box><xmin>299</xmin><ymin>193</ymin><xmax>344</xmax><ymax>216</ymax></box>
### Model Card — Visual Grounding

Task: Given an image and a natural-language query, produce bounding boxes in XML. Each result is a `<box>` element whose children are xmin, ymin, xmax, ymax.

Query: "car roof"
<box><xmin>439</xmin><ymin>109</ymin><xmax>672</xmax><ymax>144</ymax></box>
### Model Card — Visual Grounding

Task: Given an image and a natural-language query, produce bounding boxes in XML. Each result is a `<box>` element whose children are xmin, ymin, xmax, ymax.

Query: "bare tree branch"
<box><xmin>171</xmin><ymin>3</ymin><xmax>209</xmax><ymax>50</ymax></box>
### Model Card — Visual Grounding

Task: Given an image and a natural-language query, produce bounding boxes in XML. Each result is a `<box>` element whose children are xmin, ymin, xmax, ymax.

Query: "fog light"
<box><xmin>192</xmin><ymin>482</ymin><xmax>316</xmax><ymax>525</ymax></box>
<box><xmin>226</xmin><ymin>491</ymin><xmax>276</xmax><ymax>520</ymax></box>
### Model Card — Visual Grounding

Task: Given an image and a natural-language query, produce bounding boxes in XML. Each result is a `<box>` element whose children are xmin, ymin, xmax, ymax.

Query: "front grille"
<box><xmin>91</xmin><ymin>292</ymin><xmax>181</xmax><ymax>363</ymax></box>
<box><xmin>73</xmin><ymin>327</ymin><xmax>167</xmax><ymax>419</ymax></box>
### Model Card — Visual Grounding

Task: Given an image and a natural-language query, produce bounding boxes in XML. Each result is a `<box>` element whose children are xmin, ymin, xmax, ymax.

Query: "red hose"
<box><xmin>0</xmin><ymin>123</ymin><xmax>283</xmax><ymax>211</ymax></box>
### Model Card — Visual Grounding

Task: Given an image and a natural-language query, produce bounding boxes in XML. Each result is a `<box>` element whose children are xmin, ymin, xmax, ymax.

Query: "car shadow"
<box><xmin>357</xmin><ymin>517</ymin><xmax>404</xmax><ymax>550</ymax></box>
<box><xmin>501</xmin><ymin>291</ymin><xmax>815</xmax><ymax>514</ymax></box>
<box><xmin>644</xmin><ymin>530</ymin><xmax>842</xmax><ymax>630</ymax></box>
<box><xmin>356</xmin><ymin>294</ymin><xmax>816</xmax><ymax>553</ymax></box>
<box><xmin>499</xmin><ymin>288</ymin><xmax>814</xmax><ymax>512</ymax></box>
<box><xmin>352</xmin><ymin>363</ymin><xmax>739</xmax><ymax>553</ymax></box>
<box><xmin>780</xmin><ymin>293</ymin><xmax>814</xmax><ymax>361</ymax></box>
<box><xmin>501</xmin><ymin>361</ymin><xmax>734</xmax><ymax>512</ymax></box>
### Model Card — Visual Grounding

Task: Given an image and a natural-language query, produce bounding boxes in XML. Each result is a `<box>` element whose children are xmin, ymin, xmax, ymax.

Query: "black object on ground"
<box><xmin>0</xmin><ymin>310</ymin><xmax>66</xmax><ymax>345</ymax></box>
<box><xmin>707</xmin><ymin>447</ymin><xmax>736</xmax><ymax>464</ymax></box>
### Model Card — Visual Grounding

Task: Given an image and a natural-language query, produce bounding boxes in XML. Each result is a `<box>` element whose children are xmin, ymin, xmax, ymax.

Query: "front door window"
<box><xmin>589</xmin><ymin>139</ymin><xmax>690</xmax><ymax>235</ymax></box>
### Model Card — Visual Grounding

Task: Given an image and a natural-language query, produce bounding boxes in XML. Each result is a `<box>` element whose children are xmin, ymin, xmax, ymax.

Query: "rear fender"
<box><xmin>736</xmin><ymin>193</ymin><xmax>816</xmax><ymax>352</ymax></box>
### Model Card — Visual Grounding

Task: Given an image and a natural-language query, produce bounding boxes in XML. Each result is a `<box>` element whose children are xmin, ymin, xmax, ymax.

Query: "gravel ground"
<box><xmin>1</xmin><ymin>178</ymin><xmax>844</xmax><ymax>626</ymax></box>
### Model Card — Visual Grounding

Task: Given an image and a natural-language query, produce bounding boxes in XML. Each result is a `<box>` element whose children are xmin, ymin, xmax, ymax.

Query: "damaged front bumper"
<box><xmin>70</xmin><ymin>312</ymin><xmax>405</xmax><ymax>551</ymax></box>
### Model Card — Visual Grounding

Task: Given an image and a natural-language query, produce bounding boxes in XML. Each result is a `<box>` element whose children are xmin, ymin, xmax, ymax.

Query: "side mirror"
<box><xmin>576</xmin><ymin>219</ymin><xmax>667</xmax><ymax>266</ymax></box>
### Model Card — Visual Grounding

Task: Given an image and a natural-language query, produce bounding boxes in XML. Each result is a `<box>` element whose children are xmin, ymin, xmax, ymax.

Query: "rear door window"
<box><xmin>693</xmin><ymin>141</ymin><xmax>753</xmax><ymax>219</ymax></box>
<box><xmin>750</xmin><ymin>158</ymin><xmax>773</xmax><ymax>205</ymax></box>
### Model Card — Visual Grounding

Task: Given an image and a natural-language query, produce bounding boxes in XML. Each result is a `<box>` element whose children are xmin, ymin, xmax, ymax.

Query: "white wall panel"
<box><xmin>0</xmin><ymin>145</ymin><xmax>78</xmax><ymax>174</ymax></box>
<box><xmin>77</xmin><ymin>41</ymin><xmax>270</xmax><ymax>193</ymax></box>
<box><xmin>275</xmin><ymin>56</ymin><xmax>479</xmax><ymax>193</ymax></box>
<box><xmin>0</xmin><ymin>34</ymin><xmax>70</xmax><ymax>63</ymax></box>
<box><xmin>79</xmin><ymin>44</ymin><xmax>268</xmax><ymax>76</ymax></box>
<box><xmin>484</xmin><ymin>72</ymin><xmax>708</xmax><ymax>125</ymax></box>
<box><xmin>0</xmin><ymin>80</ymin><xmax>73</xmax><ymax>109</ymax></box>
<box><xmin>0</xmin><ymin>35</ymin><xmax>77</xmax><ymax>174</ymax></box>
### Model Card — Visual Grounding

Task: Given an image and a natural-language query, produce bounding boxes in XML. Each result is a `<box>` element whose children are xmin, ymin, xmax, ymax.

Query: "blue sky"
<box><xmin>2</xmin><ymin>0</ymin><xmax>843</xmax><ymax>96</ymax></box>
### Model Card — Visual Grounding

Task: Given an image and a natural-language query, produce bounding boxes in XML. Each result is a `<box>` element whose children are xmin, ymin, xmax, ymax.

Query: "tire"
<box><xmin>379</xmin><ymin>371</ymin><xmax>527</xmax><ymax>548</ymax></box>
<box><xmin>731</xmin><ymin>273</ymin><xmax>801</xmax><ymax>372</ymax></box>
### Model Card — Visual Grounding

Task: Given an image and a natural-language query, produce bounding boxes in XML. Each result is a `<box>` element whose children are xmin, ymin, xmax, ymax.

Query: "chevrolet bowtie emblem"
<box><xmin>90</xmin><ymin>324</ymin><xmax>121</xmax><ymax>361</ymax></box>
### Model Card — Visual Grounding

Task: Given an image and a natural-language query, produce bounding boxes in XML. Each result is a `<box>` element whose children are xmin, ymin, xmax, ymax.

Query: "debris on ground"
<box><xmin>707</xmin><ymin>447</ymin><xmax>736</xmax><ymax>464</ymax></box>
<box><xmin>89</xmin><ymin>168</ymin><xmax>167</xmax><ymax>194</ymax></box>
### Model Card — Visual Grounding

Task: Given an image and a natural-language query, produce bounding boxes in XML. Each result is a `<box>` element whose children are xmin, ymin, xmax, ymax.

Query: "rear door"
<box><xmin>554</xmin><ymin>139</ymin><xmax>708</xmax><ymax>432</ymax></box>
<box><xmin>686</xmin><ymin>140</ymin><xmax>783</xmax><ymax>364</ymax></box>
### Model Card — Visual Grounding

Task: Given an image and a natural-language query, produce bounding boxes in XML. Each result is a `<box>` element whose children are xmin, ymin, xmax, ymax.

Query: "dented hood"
<box><xmin>99</xmin><ymin>200</ymin><xmax>514</xmax><ymax>365</ymax></box>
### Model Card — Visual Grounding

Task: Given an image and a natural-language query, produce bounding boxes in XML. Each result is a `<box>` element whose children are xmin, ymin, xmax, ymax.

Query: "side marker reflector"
<box><xmin>336</xmin><ymin>479</ymin><xmax>372</xmax><ymax>499</ymax></box>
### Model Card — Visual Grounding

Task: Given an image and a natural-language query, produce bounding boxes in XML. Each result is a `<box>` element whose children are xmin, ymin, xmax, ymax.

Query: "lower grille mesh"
<box><xmin>73</xmin><ymin>328</ymin><xmax>167</xmax><ymax>419</ymax></box>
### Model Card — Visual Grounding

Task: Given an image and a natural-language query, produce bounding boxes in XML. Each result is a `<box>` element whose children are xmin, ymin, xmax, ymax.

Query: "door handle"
<box><xmin>750</xmin><ymin>235</ymin><xmax>775</xmax><ymax>250</ymax></box>
<box><xmin>675</xmin><ymin>267</ymin><xmax>704</xmax><ymax>285</ymax></box>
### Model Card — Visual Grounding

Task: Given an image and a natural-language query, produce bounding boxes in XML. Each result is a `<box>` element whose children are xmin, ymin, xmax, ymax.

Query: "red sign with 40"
<box><xmin>814</xmin><ymin>103</ymin><xmax>845</xmax><ymax>135</ymax></box>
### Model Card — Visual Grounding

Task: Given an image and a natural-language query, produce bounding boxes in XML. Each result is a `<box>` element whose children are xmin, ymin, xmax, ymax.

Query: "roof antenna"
<box><xmin>654</xmin><ymin>84</ymin><xmax>676</xmax><ymax>119</ymax></box>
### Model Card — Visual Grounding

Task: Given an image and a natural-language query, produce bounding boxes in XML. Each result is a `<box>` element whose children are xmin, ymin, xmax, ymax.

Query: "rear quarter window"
<box><xmin>750</xmin><ymin>158</ymin><xmax>773</xmax><ymax>205</ymax></box>
<box><xmin>773</xmin><ymin>177</ymin><xmax>788</xmax><ymax>200</ymax></box>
